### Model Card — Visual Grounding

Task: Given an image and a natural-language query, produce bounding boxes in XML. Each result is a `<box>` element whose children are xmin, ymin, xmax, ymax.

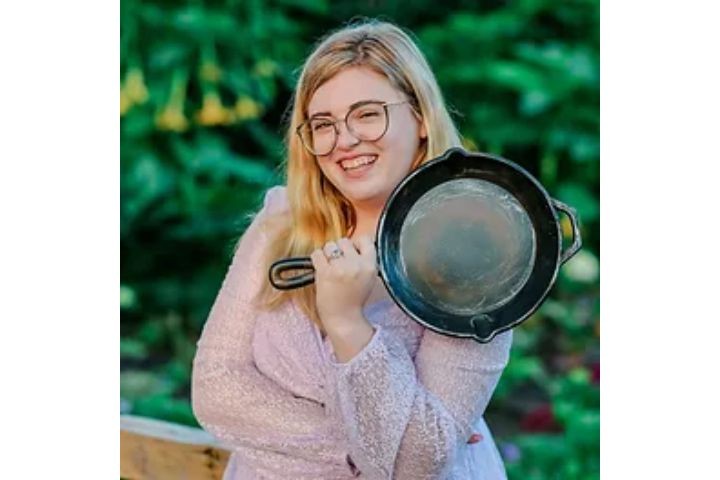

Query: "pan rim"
<box><xmin>376</xmin><ymin>147</ymin><xmax>563</xmax><ymax>342</ymax></box>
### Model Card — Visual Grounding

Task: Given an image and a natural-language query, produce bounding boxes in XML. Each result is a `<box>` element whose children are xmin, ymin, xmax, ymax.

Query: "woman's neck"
<box><xmin>349</xmin><ymin>202</ymin><xmax>383</xmax><ymax>240</ymax></box>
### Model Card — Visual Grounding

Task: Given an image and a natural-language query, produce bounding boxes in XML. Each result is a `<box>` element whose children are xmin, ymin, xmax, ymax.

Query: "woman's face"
<box><xmin>306</xmin><ymin>66</ymin><xmax>426</xmax><ymax>209</ymax></box>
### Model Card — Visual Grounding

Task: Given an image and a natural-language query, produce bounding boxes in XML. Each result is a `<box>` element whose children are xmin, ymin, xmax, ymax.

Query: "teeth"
<box><xmin>340</xmin><ymin>155</ymin><xmax>377</xmax><ymax>171</ymax></box>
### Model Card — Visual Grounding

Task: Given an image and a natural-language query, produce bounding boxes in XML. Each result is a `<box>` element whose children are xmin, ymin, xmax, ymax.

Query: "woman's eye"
<box><xmin>359</xmin><ymin>111</ymin><xmax>379</xmax><ymax>118</ymax></box>
<box><xmin>312</xmin><ymin>121</ymin><xmax>333</xmax><ymax>132</ymax></box>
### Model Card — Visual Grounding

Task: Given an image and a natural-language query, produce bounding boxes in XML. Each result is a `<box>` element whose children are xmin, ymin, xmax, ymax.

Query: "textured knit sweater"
<box><xmin>191</xmin><ymin>186</ymin><xmax>512</xmax><ymax>479</ymax></box>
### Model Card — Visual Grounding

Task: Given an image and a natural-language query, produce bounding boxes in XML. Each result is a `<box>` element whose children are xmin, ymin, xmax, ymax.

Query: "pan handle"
<box><xmin>552</xmin><ymin>199</ymin><xmax>583</xmax><ymax>265</ymax></box>
<box><xmin>269</xmin><ymin>241</ymin><xmax>383</xmax><ymax>290</ymax></box>
<box><xmin>269</xmin><ymin>257</ymin><xmax>315</xmax><ymax>290</ymax></box>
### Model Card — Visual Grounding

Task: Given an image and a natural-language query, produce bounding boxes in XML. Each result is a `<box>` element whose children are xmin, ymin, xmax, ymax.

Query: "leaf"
<box><xmin>514</xmin><ymin>42</ymin><xmax>599</xmax><ymax>88</ymax></box>
<box><xmin>132</xmin><ymin>395</ymin><xmax>199</xmax><ymax>427</ymax></box>
<box><xmin>565</xmin><ymin>410</ymin><xmax>600</xmax><ymax>448</ymax></box>
<box><xmin>120</xmin><ymin>337</ymin><xmax>148</xmax><ymax>359</ymax></box>
<box><xmin>520</xmin><ymin>89</ymin><xmax>555</xmax><ymax>116</ymax></box>
<box><xmin>569</xmin><ymin>133</ymin><xmax>600</xmax><ymax>163</ymax></box>
<box><xmin>539</xmin><ymin>298</ymin><xmax>569</xmax><ymax>321</ymax></box>
<box><xmin>120</xmin><ymin>284</ymin><xmax>138</xmax><ymax>309</ymax></box>
<box><xmin>120</xmin><ymin>371</ymin><xmax>174</xmax><ymax>400</ymax></box>
<box><xmin>561</xmin><ymin>249</ymin><xmax>600</xmax><ymax>284</ymax></box>
<box><xmin>121</xmin><ymin>151</ymin><xmax>176</xmax><ymax>226</ymax></box>
<box><xmin>189</xmin><ymin>134</ymin><xmax>277</xmax><ymax>185</ymax></box>
<box><xmin>148</xmin><ymin>42</ymin><xmax>192</xmax><ymax>71</ymax></box>
<box><xmin>505</xmin><ymin>353</ymin><xmax>547</xmax><ymax>383</ymax></box>
<box><xmin>555</xmin><ymin>182</ymin><xmax>599</xmax><ymax>223</ymax></box>
<box><xmin>136</xmin><ymin>318</ymin><xmax>166</xmax><ymax>347</ymax></box>
<box><xmin>121</xmin><ymin>110</ymin><xmax>155</xmax><ymax>137</ymax></box>
<box><xmin>273</xmin><ymin>0</ymin><xmax>330</xmax><ymax>15</ymax></box>
<box><xmin>484</xmin><ymin>60</ymin><xmax>547</xmax><ymax>93</ymax></box>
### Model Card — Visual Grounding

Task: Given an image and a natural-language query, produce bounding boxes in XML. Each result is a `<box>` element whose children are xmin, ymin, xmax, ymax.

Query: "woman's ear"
<box><xmin>419</xmin><ymin>119</ymin><xmax>427</xmax><ymax>139</ymax></box>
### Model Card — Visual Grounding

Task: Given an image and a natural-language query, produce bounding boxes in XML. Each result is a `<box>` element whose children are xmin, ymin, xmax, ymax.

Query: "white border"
<box><xmin>603</xmin><ymin>1</ymin><xmax>720</xmax><ymax>476</ymax></box>
<box><xmin>0</xmin><ymin>2</ymin><xmax>118</xmax><ymax>477</ymax></box>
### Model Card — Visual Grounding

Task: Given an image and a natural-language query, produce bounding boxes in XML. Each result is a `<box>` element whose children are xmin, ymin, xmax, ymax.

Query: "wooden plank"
<box><xmin>121</xmin><ymin>415</ymin><xmax>231</xmax><ymax>480</ymax></box>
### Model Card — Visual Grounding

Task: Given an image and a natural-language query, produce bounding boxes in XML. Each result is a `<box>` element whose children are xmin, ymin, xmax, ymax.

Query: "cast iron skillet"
<box><xmin>269</xmin><ymin>147</ymin><xmax>581</xmax><ymax>342</ymax></box>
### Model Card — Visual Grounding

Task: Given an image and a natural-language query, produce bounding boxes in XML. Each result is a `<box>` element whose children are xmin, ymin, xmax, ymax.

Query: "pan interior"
<box><xmin>398</xmin><ymin>178</ymin><xmax>536</xmax><ymax>315</ymax></box>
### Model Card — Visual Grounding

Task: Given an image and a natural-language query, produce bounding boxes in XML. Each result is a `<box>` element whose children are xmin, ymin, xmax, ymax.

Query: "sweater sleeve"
<box><xmin>191</xmin><ymin>186</ymin><xmax>337</xmax><ymax>457</ymax></box>
<box><xmin>330</xmin><ymin>323</ymin><xmax>512</xmax><ymax>479</ymax></box>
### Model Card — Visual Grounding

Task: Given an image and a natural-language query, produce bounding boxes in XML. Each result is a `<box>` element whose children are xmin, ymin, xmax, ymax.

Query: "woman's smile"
<box><xmin>337</xmin><ymin>153</ymin><xmax>378</xmax><ymax>177</ymax></box>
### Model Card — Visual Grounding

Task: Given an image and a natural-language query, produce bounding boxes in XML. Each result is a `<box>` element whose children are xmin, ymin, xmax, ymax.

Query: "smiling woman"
<box><xmin>307</xmin><ymin>69</ymin><xmax>426</xmax><ymax>213</ymax></box>
<box><xmin>191</xmin><ymin>19</ymin><xmax>512</xmax><ymax>480</ymax></box>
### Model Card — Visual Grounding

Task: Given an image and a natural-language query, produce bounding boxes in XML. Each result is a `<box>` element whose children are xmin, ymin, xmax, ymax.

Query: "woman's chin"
<box><xmin>340</xmin><ymin>184</ymin><xmax>392</xmax><ymax>208</ymax></box>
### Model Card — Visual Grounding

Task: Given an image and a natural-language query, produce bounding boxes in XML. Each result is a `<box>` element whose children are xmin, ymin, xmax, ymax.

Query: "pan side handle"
<box><xmin>551</xmin><ymin>199</ymin><xmax>583</xmax><ymax>264</ymax></box>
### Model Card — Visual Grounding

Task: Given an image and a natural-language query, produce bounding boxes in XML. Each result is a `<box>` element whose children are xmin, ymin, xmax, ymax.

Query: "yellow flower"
<box><xmin>561</xmin><ymin>215</ymin><xmax>574</xmax><ymax>239</ymax></box>
<box><xmin>461</xmin><ymin>136</ymin><xmax>478</xmax><ymax>151</ymax></box>
<box><xmin>124</xmin><ymin>68</ymin><xmax>149</xmax><ymax>104</ymax></box>
<box><xmin>154</xmin><ymin>69</ymin><xmax>190</xmax><ymax>132</ymax></box>
<box><xmin>199</xmin><ymin>61</ymin><xmax>223</xmax><ymax>83</ymax></box>
<box><xmin>120</xmin><ymin>90</ymin><xmax>132</xmax><ymax>116</ymax></box>
<box><xmin>234</xmin><ymin>95</ymin><xmax>264</xmax><ymax>121</ymax></box>
<box><xmin>120</xmin><ymin>67</ymin><xmax>149</xmax><ymax>116</ymax></box>
<box><xmin>155</xmin><ymin>106</ymin><xmax>189</xmax><ymax>132</ymax></box>
<box><xmin>253</xmin><ymin>59</ymin><xmax>278</xmax><ymax>78</ymax></box>
<box><xmin>196</xmin><ymin>92</ymin><xmax>235</xmax><ymax>126</ymax></box>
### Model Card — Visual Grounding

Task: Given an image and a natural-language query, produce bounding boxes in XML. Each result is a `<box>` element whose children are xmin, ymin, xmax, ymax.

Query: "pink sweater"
<box><xmin>192</xmin><ymin>186</ymin><xmax>512</xmax><ymax>479</ymax></box>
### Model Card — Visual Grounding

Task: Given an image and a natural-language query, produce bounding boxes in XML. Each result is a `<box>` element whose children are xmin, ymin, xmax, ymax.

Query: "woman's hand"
<box><xmin>467</xmin><ymin>433</ymin><xmax>483</xmax><ymax>444</ymax></box>
<box><xmin>310</xmin><ymin>236</ymin><xmax>377</xmax><ymax>329</ymax></box>
<box><xmin>312</xmin><ymin>239</ymin><xmax>486</xmax><ymax>440</ymax></box>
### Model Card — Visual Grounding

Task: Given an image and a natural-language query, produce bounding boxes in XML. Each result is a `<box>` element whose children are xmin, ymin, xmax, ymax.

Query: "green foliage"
<box><xmin>502</xmin><ymin>370</ymin><xmax>600</xmax><ymax>479</ymax></box>
<box><xmin>121</xmin><ymin>1</ymin><xmax>599</xmax><ymax>479</ymax></box>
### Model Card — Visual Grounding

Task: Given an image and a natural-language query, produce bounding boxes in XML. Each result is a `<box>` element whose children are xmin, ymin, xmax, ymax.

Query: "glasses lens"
<box><xmin>299</xmin><ymin>118</ymin><xmax>334</xmax><ymax>155</ymax></box>
<box><xmin>300</xmin><ymin>103</ymin><xmax>392</xmax><ymax>155</ymax></box>
<box><xmin>348</xmin><ymin>103</ymin><xmax>387</xmax><ymax>141</ymax></box>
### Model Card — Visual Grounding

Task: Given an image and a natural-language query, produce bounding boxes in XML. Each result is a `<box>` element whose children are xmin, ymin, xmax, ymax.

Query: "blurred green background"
<box><xmin>120</xmin><ymin>1</ymin><xmax>599</xmax><ymax>478</ymax></box>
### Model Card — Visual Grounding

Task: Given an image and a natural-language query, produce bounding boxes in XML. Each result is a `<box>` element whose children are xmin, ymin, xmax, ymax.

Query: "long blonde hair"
<box><xmin>254</xmin><ymin>19</ymin><xmax>463</xmax><ymax>330</ymax></box>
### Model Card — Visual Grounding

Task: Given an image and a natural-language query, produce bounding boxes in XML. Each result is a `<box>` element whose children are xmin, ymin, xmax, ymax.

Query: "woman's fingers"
<box><xmin>310</xmin><ymin>248</ymin><xmax>329</xmax><ymax>272</ymax></box>
<box><xmin>353</xmin><ymin>235</ymin><xmax>377</xmax><ymax>272</ymax></box>
<box><xmin>317</xmin><ymin>239</ymin><xmax>361</xmax><ymax>280</ymax></box>
<box><xmin>322</xmin><ymin>241</ymin><xmax>343</xmax><ymax>260</ymax></box>
<box><xmin>317</xmin><ymin>237</ymin><xmax>374</xmax><ymax>275</ymax></box>
<box><xmin>467</xmin><ymin>433</ymin><xmax>483</xmax><ymax>444</ymax></box>
<box><xmin>312</xmin><ymin>236</ymin><xmax>378</xmax><ymax>323</ymax></box>
<box><xmin>353</xmin><ymin>235</ymin><xmax>374</xmax><ymax>256</ymax></box>
<box><xmin>336</xmin><ymin>238</ymin><xmax>358</xmax><ymax>258</ymax></box>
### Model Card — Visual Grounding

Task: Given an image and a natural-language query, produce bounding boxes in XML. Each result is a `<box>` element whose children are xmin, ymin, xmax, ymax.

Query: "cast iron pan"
<box><xmin>269</xmin><ymin>147</ymin><xmax>581</xmax><ymax>342</ymax></box>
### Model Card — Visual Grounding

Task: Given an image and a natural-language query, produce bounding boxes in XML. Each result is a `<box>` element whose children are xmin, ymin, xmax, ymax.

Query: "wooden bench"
<box><xmin>121</xmin><ymin>415</ymin><xmax>230</xmax><ymax>479</ymax></box>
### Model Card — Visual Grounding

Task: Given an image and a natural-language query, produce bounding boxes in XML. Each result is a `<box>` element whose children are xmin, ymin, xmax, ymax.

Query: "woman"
<box><xmin>192</xmin><ymin>19</ymin><xmax>513</xmax><ymax>479</ymax></box>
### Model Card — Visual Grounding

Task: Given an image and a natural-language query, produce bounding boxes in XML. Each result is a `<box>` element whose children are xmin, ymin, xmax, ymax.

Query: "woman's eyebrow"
<box><xmin>308</xmin><ymin>99</ymin><xmax>385</xmax><ymax>119</ymax></box>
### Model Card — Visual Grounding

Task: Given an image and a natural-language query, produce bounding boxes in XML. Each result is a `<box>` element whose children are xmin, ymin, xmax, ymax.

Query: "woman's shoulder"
<box><xmin>231</xmin><ymin>186</ymin><xmax>289</xmax><ymax>256</ymax></box>
<box><xmin>253</xmin><ymin>185</ymin><xmax>291</xmax><ymax>240</ymax></box>
<box><xmin>244</xmin><ymin>185</ymin><xmax>289</xmax><ymax>236</ymax></box>
<box><xmin>260</xmin><ymin>185</ymin><xmax>289</xmax><ymax>217</ymax></box>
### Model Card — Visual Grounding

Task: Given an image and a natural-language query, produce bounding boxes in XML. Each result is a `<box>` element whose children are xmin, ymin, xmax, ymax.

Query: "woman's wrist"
<box><xmin>323</xmin><ymin>310</ymin><xmax>375</xmax><ymax>363</ymax></box>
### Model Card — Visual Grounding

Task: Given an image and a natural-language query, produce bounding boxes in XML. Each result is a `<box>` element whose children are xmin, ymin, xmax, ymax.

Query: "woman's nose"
<box><xmin>335</xmin><ymin>121</ymin><xmax>360</xmax><ymax>150</ymax></box>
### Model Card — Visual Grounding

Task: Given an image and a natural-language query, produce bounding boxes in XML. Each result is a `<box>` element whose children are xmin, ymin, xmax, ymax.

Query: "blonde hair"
<box><xmin>254</xmin><ymin>19</ymin><xmax>463</xmax><ymax>331</ymax></box>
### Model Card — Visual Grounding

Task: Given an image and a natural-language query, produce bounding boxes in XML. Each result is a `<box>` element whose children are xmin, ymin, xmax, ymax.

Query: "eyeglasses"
<box><xmin>296</xmin><ymin>100</ymin><xmax>412</xmax><ymax>156</ymax></box>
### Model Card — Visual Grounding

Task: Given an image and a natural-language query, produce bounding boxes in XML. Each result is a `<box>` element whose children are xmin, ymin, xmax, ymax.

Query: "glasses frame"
<box><xmin>296</xmin><ymin>100</ymin><xmax>414</xmax><ymax>156</ymax></box>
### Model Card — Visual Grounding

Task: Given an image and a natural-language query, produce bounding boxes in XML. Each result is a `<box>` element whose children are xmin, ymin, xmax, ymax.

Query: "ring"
<box><xmin>326</xmin><ymin>247</ymin><xmax>344</xmax><ymax>261</ymax></box>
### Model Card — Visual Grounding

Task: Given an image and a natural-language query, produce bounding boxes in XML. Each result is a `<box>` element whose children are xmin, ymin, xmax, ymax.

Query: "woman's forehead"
<box><xmin>307</xmin><ymin>66</ymin><xmax>399</xmax><ymax>117</ymax></box>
